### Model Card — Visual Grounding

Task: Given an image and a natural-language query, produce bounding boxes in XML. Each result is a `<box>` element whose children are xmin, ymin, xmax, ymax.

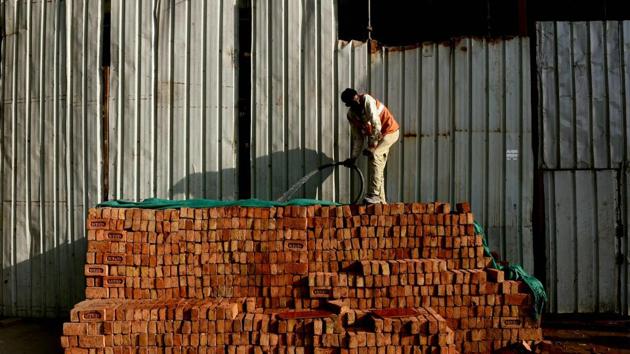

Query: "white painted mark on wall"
<box><xmin>506</xmin><ymin>149</ymin><xmax>519</xmax><ymax>161</ymax></box>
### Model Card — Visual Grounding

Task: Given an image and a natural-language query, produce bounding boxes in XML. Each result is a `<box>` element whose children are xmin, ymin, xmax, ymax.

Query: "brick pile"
<box><xmin>62</xmin><ymin>202</ymin><xmax>542</xmax><ymax>353</ymax></box>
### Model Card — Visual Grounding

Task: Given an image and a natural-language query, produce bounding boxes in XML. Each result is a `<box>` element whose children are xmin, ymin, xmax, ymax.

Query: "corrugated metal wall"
<box><xmin>543</xmin><ymin>170</ymin><xmax>622</xmax><ymax>313</ymax></box>
<box><xmin>252</xmin><ymin>0</ymin><xmax>535</xmax><ymax>272</ymax></box>
<box><xmin>0</xmin><ymin>0</ymin><xmax>240</xmax><ymax>317</ymax></box>
<box><xmin>0</xmin><ymin>0</ymin><xmax>103</xmax><ymax>317</ymax></box>
<box><xmin>108</xmin><ymin>0</ymin><xmax>238</xmax><ymax>201</ymax></box>
<box><xmin>537</xmin><ymin>21</ymin><xmax>630</xmax><ymax>314</ymax></box>
<box><xmin>538</xmin><ymin>21</ymin><xmax>628</xmax><ymax>170</ymax></box>
<box><xmin>0</xmin><ymin>0</ymin><xmax>544</xmax><ymax>317</ymax></box>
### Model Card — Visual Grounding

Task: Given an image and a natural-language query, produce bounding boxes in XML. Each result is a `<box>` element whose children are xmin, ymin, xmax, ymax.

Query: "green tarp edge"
<box><xmin>474</xmin><ymin>221</ymin><xmax>547</xmax><ymax>319</ymax></box>
<box><xmin>97</xmin><ymin>198</ymin><xmax>340</xmax><ymax>209</ymax></box>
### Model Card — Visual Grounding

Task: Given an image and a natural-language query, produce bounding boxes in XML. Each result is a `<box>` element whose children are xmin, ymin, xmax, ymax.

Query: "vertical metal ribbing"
<box><xmin>65</xmin><ymin>0</ymin><xmax>76</xmax><ymax>304</ymax></box>
<box><xmin>9</xmin><ymin>0</ymin><xmax>20</xmax><ymax>315</ymax></box>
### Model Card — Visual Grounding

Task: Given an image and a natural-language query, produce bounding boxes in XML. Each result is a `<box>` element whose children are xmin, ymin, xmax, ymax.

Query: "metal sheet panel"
<box><xmin>537</xmin><ymin>21</ymin><xmax>630</xmax><ymax>170</ymax></box>
<box><xmin>108</xmin><ymin>0</ymin><xmax>239</xmax><ymax>201</ymax></box>
<box><xmin>0</xmin><ymin>0</ymin><xmax>103</xmax><ymax>317</ymax></box>
<box><xmin>538</xmin><ymin>20</ymin><xmax>630</xmax><ymax>315</ymax></box>
<box><xmin>544</xmin><ymin>170</ymin><xmax>624</xmax><ymax>313</ymax></box>
<box><xmin>252</xmin><ymin>1</ymin><xmax>534</xmax><ymax>271</ymax></box>
<box><xmin>625</xmin><ymin>22</ymin><xmax>630</xmax><ymax>316</ymax></box>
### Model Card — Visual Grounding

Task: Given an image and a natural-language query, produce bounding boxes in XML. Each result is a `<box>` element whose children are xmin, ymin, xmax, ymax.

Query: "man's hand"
<box><xmin>362</xmin><ymin>149</ymin><xmax>374</xmax><ymax>158</ymax></box>
<box><xmin>341</xmin><ymin>157</ymin><xmax>357</xmax><ymax>167</ymax></box>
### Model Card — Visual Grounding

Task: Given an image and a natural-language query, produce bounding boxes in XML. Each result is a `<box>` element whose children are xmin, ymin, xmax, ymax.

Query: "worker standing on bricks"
<box><xmin>341</xmin><ymin>88</ymin><xmax>400</xmax><ymax>204</ymax></box>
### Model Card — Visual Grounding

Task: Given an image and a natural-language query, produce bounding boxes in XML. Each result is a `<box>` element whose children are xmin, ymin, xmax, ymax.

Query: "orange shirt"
<box><xmin>347</xmin><ymin>94</ymin><xmax>399</xmax><ymax>156</ymax></box>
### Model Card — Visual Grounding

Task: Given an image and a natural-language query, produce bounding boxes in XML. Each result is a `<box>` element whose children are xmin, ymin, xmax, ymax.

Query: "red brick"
<box><xmin>276</xmin><ymin>310</ymin><xmax>333</xmax><ymax>320</ymax></box>
<box><xmin>309</xmin><ymin>287</ymin><xmax>332</xmax><ymax>298</ymax></box>
<box><xmin>103</xmin><ymin>253</ymin><xmax>127</xmax><ymax>265</ymax></box>
<box><xmin>63</xmin><ymin>323</ymin><xmax>88</xmax><ymax>336</ymax></box>
<box><xmin>78</xmin><ymin>309</ymin><xmax>106</xmax><ymax>322</ymax></box>
<box><xmin>456</xmin><ymin>202</ymin><xmax>471</xmax><ymax>213</ymax></box>
<box><xmin>87</xmin><ymin>218</ymin><xmax>109</xmax><ymax>230</ymax></box>
<box><xmin>504</xmin><ymin>294</ymin><xmax>530</xmax><ymax>306</ymax></box>
<box><xmin>500</xmin><ymin>317</ymin><xmax>523</xmax><ymax>329</ymax></box>
<box><xmin>79</xmin><ymin>335</ymin><xmax>106</xmax><ymax>348</ymax></box>
<box><xmin>104</xmin><ymin>230</ymin><xmax>126</xmax><ymax>242</ymax></box>
<box><xmin>104</xmin><ymin>276</ymin><xmax>126</xmax><ymax>288</ymax></box>
<box><xmin>84</xmin><ymin>264</ymin><xmax>108</xmax><ymax>277</ymax></box>
<box><xmin>284</xmin><ymin>240</ymin><xmax>306</xmax><ymax>252</ymax></box>
<box><xmin>85</xmin><ymin>287</ymin><xmax>108</xmax><ymax>299</ymax></box>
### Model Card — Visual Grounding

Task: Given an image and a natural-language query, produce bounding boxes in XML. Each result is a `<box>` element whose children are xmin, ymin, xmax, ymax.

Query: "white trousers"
<box><xmin>366</xmin><ymin>130</ymin><xmax>399</xmax><ymax>204</ymax></box>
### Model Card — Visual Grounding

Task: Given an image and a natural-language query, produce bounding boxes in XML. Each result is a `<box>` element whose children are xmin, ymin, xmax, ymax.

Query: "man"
<box><xmin>341</xmin><ymin>88</ymin><xmax>400</xmax><ymax>204</ymax></box>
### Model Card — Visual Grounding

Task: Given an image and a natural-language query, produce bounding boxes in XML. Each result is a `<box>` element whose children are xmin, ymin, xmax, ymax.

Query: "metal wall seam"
<box><xmin>624</xmin><ymin>22</ymin><xmax>630</xmax><ymax>316</ymax></box>
<box><xmin>269</xmin><ymin>0</ymin><xmax>285</xmax><ymax>200</ymax></box>
<box><xmin>302</xmin><ymin>0</ymin><xmax>323</xmax><ymax>199</ymax></box>
<box><xmin>3</xmin><ymin>0</ymin><xmax>17</xmax><ymax>317</ymax></box>
<box><xmin>221</xmin><ymin>0</ymin><xmax>238</xmax><ymax>200</ymax></box>
<box><xmin>25</xmin><ymin>0</ymin><xmax>33</xmax><ymax>316</ymax></box>
<box><xmin>626</xmin><ymin>170</ymin><xmax>630</xmax><ymax>315</ymax></box>
<box><xmin>66</xmin><ymin>0</ymin><xmax>75</xmax><ymax>313</ymax></box>
<box><xmin>0</xmin><ymin>0</ymin><xmax>5</xmax><ymax>316</ymax></box>
<box><xmin>286</xmin><ymin>0</ymin><xmax>303</xmax><ymax>201</ymax></box>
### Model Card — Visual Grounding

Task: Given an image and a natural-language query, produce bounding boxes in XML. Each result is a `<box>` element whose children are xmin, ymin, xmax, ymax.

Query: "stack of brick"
<box><xmin>62</xmin><ymin>202</ymin><xmax>542</xmax><ymax>353</ymax></box>
<box><xmin>62</xmin><ymin>298</ymin><xmax>246</xmax><ymax>352</ymax></box>
<box><xmin>62</xmin><ymin>300</ymin><xmax>456</xmax><ymax>353</ymax></box>
<box><xmin>83</xmin><ymin>206</ymin><xmax>310</xmax><ymax>308</ymax></box>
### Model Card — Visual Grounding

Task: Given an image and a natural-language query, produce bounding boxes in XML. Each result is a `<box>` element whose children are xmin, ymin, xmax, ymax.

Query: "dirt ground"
<box><xmin>0</xmin><ymin>315</ymin><xmax>627</xmax><ymax>354</ymax></box>
<box><xmin>538</xmin><ymin>314</ymin><xmax>630</xmax><ymax>353</ymax></box>
<box><xmin>0</xmin><ymin>317</ymin><xmax>64</xmax><ymax>354</ymax></box>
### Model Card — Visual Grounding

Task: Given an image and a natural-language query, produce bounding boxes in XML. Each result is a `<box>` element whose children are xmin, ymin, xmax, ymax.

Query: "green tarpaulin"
<box><xmin>98</xmin><ymin>198</ymin><xmax>339</xmax><ymax>209</ymax></box>
<box><xmin>474</xmin><ymin>222</ymin><xmax>547</xmax><ymax>319</ymax></box>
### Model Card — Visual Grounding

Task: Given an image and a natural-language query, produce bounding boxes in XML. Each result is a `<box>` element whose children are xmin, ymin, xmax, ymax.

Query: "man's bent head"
<box><xmin>341</xmin><ymin>88</ymin><xmax>360</xmax><ymax>108</ymax></box>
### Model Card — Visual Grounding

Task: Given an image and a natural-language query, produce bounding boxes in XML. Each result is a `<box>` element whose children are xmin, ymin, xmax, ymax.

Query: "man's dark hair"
<box><xmin>341</xmin><ymin>88</ymin><xmax>357</xmax><ymax>103</ymax></box>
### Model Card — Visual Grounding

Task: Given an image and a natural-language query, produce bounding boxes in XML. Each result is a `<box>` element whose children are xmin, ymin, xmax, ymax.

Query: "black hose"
<box><xmin>276</xmin><ymin>162</ymin><xmax>365</xmax><ymax>204</ymax></box>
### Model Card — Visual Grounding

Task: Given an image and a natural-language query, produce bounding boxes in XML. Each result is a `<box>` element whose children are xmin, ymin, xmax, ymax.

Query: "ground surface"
<box><xmin>0</xmin><ymin>315</ymin><xmax>627</xmax><ymax>354</ymax></box>
<box><xmin>539</xmin><ymin>314</ymin><xmax>630</xmax><ymax>353</ymax></box>
<box><xmin>0</xmin><ymin>317</ymin><xmax>64</xmax><ymax>354</ymax></box>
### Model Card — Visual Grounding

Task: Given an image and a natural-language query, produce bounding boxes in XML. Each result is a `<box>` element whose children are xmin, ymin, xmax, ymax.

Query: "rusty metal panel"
<box><xmin>107</xmin><ymin>0</ymin><xmax>239</xmax><ymax>201</ymax></box>
<box><xmin>251</xmin><ymin>0</ymin><xmax>534</xmax><ymax>271</ymax></box>
<box><xmin>0</xmin><ymin>0</ymin><xmax>103</xmax><ymax>317</ymax></box>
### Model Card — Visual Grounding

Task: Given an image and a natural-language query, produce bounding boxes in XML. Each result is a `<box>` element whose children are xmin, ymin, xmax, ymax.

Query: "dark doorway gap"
<box><xmin>532</xmin><ymin>0</ymin><xmax>630</xmax><ymax>21</ymax></box>
<box><xmin>527</xmin><ymin>0</ymin><xmax>546</xmax><ymax>294</ymax></box>
<box><xmin>338</xmin><ymin>0</ymin><xmax>630</xmax><ymax>46</ymax></box>
<box><xmin>338</xmin><ymin>0</ymin><xmax>525</xmax><ymax>46</ymax></box>
<box><xmin>101</xmin><ymin>0</ymin><xmax>112</xmax><ymax>201</ymax></box>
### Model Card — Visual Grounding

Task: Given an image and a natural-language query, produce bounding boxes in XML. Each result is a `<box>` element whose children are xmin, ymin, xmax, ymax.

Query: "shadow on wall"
<box><xmin>1</xmin><ymin>238</ymin><xmax>87</xmax><ymax>320</ymax></box>
<box><xmin>170</xmin><ymin>149</ymin><xmax>336</xmax><ymax>201</ymax></box>
<box><xmin>0</xmin><ymin>149</ymin><xmax>339</xmax><ymax>319</ymax></box>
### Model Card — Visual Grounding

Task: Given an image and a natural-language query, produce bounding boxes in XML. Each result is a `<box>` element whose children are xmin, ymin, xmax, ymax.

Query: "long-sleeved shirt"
<box><xmin>347</xmin><ymin>94</ymin><xmax>400</xmax><ymax>158</ymax></box>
